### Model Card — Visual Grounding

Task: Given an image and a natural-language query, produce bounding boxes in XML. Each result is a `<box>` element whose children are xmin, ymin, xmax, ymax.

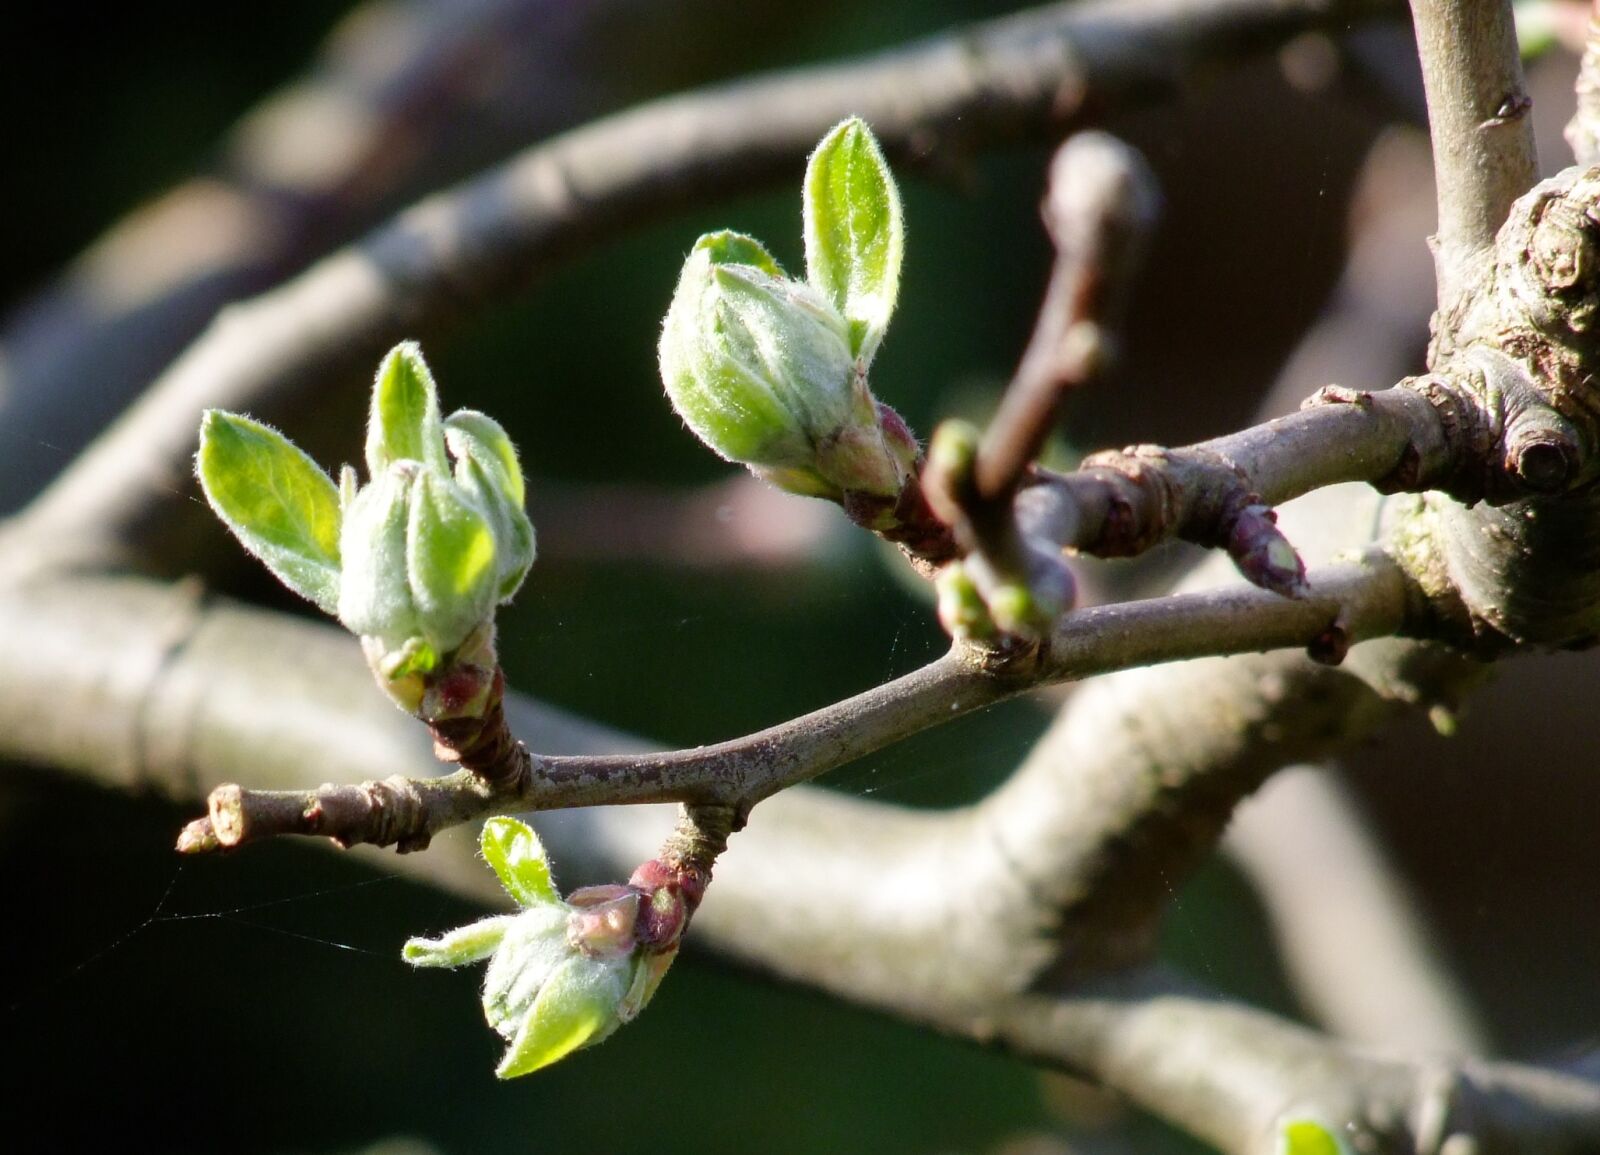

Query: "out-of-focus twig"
<box><xmin>1226</xmin><ymin>764</ymin><xmax>1491</xmax><ymax>1055</ymax></box>
<box><xmin>0</xmin><ymin>0</ymin><xmax>1401</xmax><ymax>580</ymax></box>
<box><xmin>923</xmin><ymin>132</ymin><xmax>1159</xmax><ymax>636</ymax></box>
<box><xmin>0</xmin><ymin>0</ymin><xmax>661</xmax><ymax>514</ymax></box>
<box><xmin>1566</xmin><ymin>3</ymin><xmax>1600</xmax><ymax>164</ymax></box>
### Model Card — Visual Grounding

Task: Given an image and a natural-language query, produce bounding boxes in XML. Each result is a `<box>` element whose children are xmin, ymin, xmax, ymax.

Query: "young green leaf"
<box><xmin>697</xmin><ymin>229</ymin><xmax>786</xmax><ymax>277</ymax></box>
<box><xmin>403</xmin><ymin>915</ymin><xmax>515</xmax><ymax>967</ymax></box>
<box><xmin>445</xmin><ymin>410</ymin><xmax>536</xmax><ymax>601</ymax></box>
<box><xmin>367</xmin><ymin>341</ymin><xmax>449</xmax><ymax>477</ymax></box>
<box><xmin>802</xmin><ymin>117</ymin><xmax>904</xmax><ymax>363</ymax></box>
<box><xmin>1278</xmin><ymin>1118</ymin><xmax>1351</xmax><ymax>1155</ymax></box>
<box><xmin>196</xmin><ymin>410</ymin><xmax>342</xmax><ymax>615</ymax></box>
<box><xmin>659</xmin><ymin>241</ymin><xmax>819</xmax><ymax>470</ymax></box>
<box><xmin>480</xmin><ymin>817</ymin><xmax>559</xmax><ymax>908</ymax></box>
<box><xmin>406</xmin><ymin>470</ymin><xmax>497</xmax><ymax>652</ymax></box>
<box><xmin>495</xmin><ymin>956</ymin><xmax>627</xmax><ymax>1078</ymax></box>
<box><xmin>444</xmin><ymin>410</ymin><xmax>526</xmax><ymax>506</ymax></box>
<box><xmin>337</xmin><ymin>465</ymin><xmax>419</xmax><ymax>650</ymax></box>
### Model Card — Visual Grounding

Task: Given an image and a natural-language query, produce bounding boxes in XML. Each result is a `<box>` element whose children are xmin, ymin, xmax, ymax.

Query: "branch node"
<box><xmin>1306</xmin><ymin>617</ymin><xmax>1351</xmax><ymax>666</ymax></box>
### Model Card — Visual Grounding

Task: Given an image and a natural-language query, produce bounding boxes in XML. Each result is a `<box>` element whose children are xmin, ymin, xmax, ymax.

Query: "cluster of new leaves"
<box><xmin>404</xmin><ymin>818</ymin><xmax>678</xmax><ymax>1078</ymax></box>
<box><xmin>659</xmin><ymin>118</ymin><xmax>920</xmax><ymax>505</ymax></box>
<box><xmin>198</xmin><ymin>343</ymin><xmax>534</xmax><ymax>713</ymax></box>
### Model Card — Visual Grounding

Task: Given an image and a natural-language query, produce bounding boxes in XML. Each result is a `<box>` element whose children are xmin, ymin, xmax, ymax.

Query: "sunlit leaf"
<box><xmin>697</xmin><ymin>229</ymin><xmax>785</xmax><ymax>277</ymax></box>
<box><xmin>196</xmin><ymin>410</ymin><xmax>341</xmax><ymax>614</ymax></box>
<box><xmin>403</xmin><ymin>916</ymin><xmax>515</xmax><ymax>968</ymax></box>
<box><xmin>480</xmin><ymin>817</ymin><xmax>559</xmax><ymax>908</ymax></box>
<box><xmin>495</xmin><ymin>957</ymin><xmax>624</xmax><ymax>1078</ymax></box>
<box><xmin>406</xmin><ymin>470</ymin><xmax>496</xmax><ymax>652</ymax></box>
<box><xmin>367</xmin><ymin>341</ymin><xmax>448</xmax><ymax>477</ymax></box>
<box><xmin>803</xmin><ymin>117</ymin><xmax>904</xmax><ymax>363</ymax></box>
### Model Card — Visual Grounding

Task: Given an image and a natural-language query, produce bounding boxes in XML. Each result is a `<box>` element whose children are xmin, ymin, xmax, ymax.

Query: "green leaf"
<box><xmin>710</xmin><ymin>263</ymin><xmax>854</xmax><ymax>437</ymax></box>
<box><xmin>406</xmin><ymin>471</ymin><xmax>497</xmax><ymax>653</ymax></box>
<box><xmin>695</xmin><ymin>229</ymin><xmax>785</xmax><ymax>277</ymax></box>
<box><xmin>445</xmin><ymin>410</ymin><xmax>537</xmax><ymax>601</ymax></box>
<box><xmin>802</xmin><ymin>117</ymin><xmax>904</xmax><ymax>363</ymax></box>
<box><xmin>367</xmin><ymin>342</ymin><xmax>448</xmax><ymax>477</ymax></box>
<box><xmin>480</xmin><ymin>817</ymin><xmax>559</xmax><ymax>908</ymax></box>
<box><xmin>444</xmin><ymin>410</ymin><xmax>525</xmax><ymax>506</ymax></box>
<box><xmin>658</xmin><ymin>245</ymin><xmax>812</xmax><ymax>468</ymax></box>
<box><xmin>1278</xmin><ymin>1118</ymin><xmax>1351</xmax><ymax>1155</ymax></box>
<box><xmin>403</xmin><ymin>915</ymin><xmax>514</xmax><ymax>968</ymax></box>
<box><xmin>197</xmin><ymin>410</ymin><xmax>342</xmax><ymax>615</ymax></box>
<box><xmin>336</xmin><ymin>465</ymin><xmax>420</xmax><ymax>648</ymax></box>
<box><xmin>495</xmin><ymin>957</ymin><xmax>623</xmax><ymax>1078</ymax></box>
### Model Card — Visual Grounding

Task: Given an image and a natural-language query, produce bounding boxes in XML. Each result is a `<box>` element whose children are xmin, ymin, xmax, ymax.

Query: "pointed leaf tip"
<box><xmin>495</xmin><ymin>957</ymin><xmax>618</xmax><ymax>1078</ymax></box>
<box><xmin>367</xmin><ymin>341</ymin><xmax>448</xmax><ymax>477</ymax></box>
<box><xmin>803</xmin><ymin>117</ymin><xmax>904</xmax><ymax>364</ymax></box>
<box><xmin>693</xmin><ymin>230</ymin><xmax>785</xmax><ymax>277</ymax></box>
<box><xmin>197</xmin><ymin>409</ymin><xmax>342</xmax><ymax>615</ymax></box>
<box><xmin>403</xmin><ymin>915</ymin><xmax>514</xmax><ymax>968</ymax></box>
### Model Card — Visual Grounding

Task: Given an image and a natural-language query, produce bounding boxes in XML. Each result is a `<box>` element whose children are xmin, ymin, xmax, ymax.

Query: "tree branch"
<box><xmin>1014</xmin><ymin>383</ymin><xmax>1447</xmax><ymax>598</ymax></box>
<box><xmin>976</xmin><ymin>132</ymin><xmax>1160</xmax><ymax>501</ymax></box>
<box><xmin>924</xmin><ymin>130</ymin><xmax>1159</xmax><ymax>634</ymax></box>
<box><xmin>1407</xmin><ymin>0</ymin><xmax>1536</xmax><ymax>311</ymax></box>
<box><xmin>10</xmin><ymin>566</ymin><xmax>1597</xmax><ymax>1151</ymax></box>
<box><xmin>173</xmin><ymin>554</ymin><xmax>1407</xmax><ymax>854</ymax></box>
<box><xmin>1</xmin><ymin>0</ymin><xmax>1401</xmax><ymax>578</ymax></box>
<box><xmin>996</xmin><ymin>968</ymin><xmax>1600</xmax><ymax>1155</ymax></box>
<box><xmin>1225</xmin><ymin>763</ymin><xmax>1490</xmax><ymax>1055</ymax></box>
<box><xmin>0</xmin><ymin>0</ymin><xmax>667</xmax><ymax>515</ymax></box>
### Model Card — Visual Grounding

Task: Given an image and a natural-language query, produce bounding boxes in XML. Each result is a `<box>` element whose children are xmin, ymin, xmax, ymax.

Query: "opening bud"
<box><xmin>403</xmin><ymin>818</ymin><xmax>681</xmax><ymax>1079</ymax></box>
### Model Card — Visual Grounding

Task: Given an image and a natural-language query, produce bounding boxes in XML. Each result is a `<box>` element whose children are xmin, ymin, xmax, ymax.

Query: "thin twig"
<box><xmin>923</xmin><ymin>132</ymin><xmax>1159</xmax><ymax>632</ymax></box>
<box><xmin>175</xmin><ymin>556</ymin><xmax>1408</xmax><ymax>853</ymax></box>
<box><xmin>1016</xmin><ymin>383</ymin><xmax>1448</xmax><ymax>595</ymax></box>
<box><xmin>1407</xmin><ymin>0</ymin><xmax>1536</xmax><ymax>312</ymax></box>
<box><xmin>976</xmin><ymin>132</ymin><xmax>1160</xmax><ymax>500</ymax></box>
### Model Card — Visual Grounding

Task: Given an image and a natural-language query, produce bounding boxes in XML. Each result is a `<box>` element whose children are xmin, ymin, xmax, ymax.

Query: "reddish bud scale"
<box><xmin>427</xmin><ymin>668</ymin><xmax>529</xmax><ymax>789</ymax></box>
<box><xmin>430</xmin><ymin>663</ymin><xmax>493</xmax><ymax>716</ymax></box>
<box><xmin>1225</xmin><ymin>505</ymin><xmax>1309</xmax><ymax>600</ymax></box>
<box><xmin>628</xmin><ymin>857</ymin><xmax>710</xmax><ymax>951</ymax></box>
<box><xmin>842</xmin><ymin>475</ymin><xmax>960</xmax><ymax>574</ymax></box>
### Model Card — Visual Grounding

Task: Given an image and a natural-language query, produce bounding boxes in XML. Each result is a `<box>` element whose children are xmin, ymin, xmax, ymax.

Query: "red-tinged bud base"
<box><xmin>628</xmin><ymin>857</ymin><xmax>709</xmax><ymax>951</ymax></box>
<box><xmin>842</xmin><ymin>474</ymin><xmax>960</xmax><ymax>573</ymax></box>
<box><xmin>428</xmin><ymin>668</ymin><xmax>529</xmax><ymax>789</ymax></box>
